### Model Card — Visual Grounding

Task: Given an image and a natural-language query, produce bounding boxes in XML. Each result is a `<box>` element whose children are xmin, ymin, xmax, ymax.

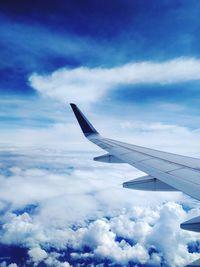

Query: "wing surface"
<box><xmin>70</xmin><ymin>104</ymin><xmax>200</xmax><ymax>201</ymax></box>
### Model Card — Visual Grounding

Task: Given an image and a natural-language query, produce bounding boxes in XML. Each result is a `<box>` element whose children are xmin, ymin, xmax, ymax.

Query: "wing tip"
<box><xmin>70</xmin><ymin>103</ymin><xmax>99</xmax><ymax>136</ymax></box>
<box><xmin>70</xmin><ymin>103</ymin><xmax>76</xmax><ymax>109</ymax></box>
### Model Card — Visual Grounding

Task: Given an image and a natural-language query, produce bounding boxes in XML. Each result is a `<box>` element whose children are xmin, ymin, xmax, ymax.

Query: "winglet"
<box><xmin>70</xmin><ymin>103</ymin><xmax>99</xmax><ymax>137</ymax></box>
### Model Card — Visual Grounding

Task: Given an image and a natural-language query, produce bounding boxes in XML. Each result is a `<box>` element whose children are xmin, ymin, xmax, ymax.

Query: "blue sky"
<box><xmin>2</xmin><ymin>0</ymin><xmax>200</xmax><ymax>131</ymax></box>
<box><xmin>1</xmin><ymin>1</ymin><xmax>200</xmax><ymax>266</ymax></box>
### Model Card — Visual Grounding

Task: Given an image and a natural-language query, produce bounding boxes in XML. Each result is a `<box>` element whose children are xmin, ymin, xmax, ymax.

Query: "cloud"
<box><xmin>29</xmin><ymin>57</ymin><xmax>200</xmax><ymax>105</ymax></box>
<box><xmin>28</xmin><ymin>247</ymin><xmax>71</xmax><ymax>267</ymax></box>
<box><xmin>1</xmin><ymin>118</ymin><xmax>200</xmax><ymax>160</ymax></box>
<box><xmin>0</xmin><ymin>149</ymin><xmax>199</xmax><ymax>266</ymax></box>
<box><xmin>28</xmin><ymin>247</ymin><xmax>48</xmax><ymax>264</ymax></box>
<box><xmin>0</xmin><ymin>263</ymin><xmax>18</xmax><ymax>267</ymax></box>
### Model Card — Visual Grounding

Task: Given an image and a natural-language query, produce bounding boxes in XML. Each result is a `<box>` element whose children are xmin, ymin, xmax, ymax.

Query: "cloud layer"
<box><xmin>30</xmin><ymin>57</ymin><xmax>200</xmax><ymax>104</ymax></box>
<box><xmin>0</xmin><ymin>148</ymin><xmax>199</xmax><ymax>266</ymax></box>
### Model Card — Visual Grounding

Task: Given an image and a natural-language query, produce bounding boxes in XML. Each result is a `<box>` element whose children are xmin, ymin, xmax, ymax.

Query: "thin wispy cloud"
<box><xmin>30</xmin><ymin>57</ymin><xmax>200</xmax><ymax>104</ymax></box>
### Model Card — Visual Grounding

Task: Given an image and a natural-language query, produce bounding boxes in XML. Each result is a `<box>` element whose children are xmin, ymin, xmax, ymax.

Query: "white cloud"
<box><xmin>44</xmin><ymin>256</ymin><xmax>71</xmax><ymax>267</ymax></box>
<box><xmin>1</xmin><ymin>213</ymin><xmax>42</xmax><ymax>246</ymax></box>
<box><xmin>29</xmin><ymin>57</ymin><xmax>200</xmax><ymax>104</ymax></box>
<box><xmin>2</xmin><ymin>113</ymin><xmax>200</xmax><ymax>161</ymax></box>
<box><xmin>28</xmin><ymin>248</ymin><xmax>71</xmax><ymax>267</ymax></box>
<box><xmin>0</xmin><ymin>122</ymin><xmax>97</xmax><ymax>150</ymax></box>
<box><xmin>0</xmin><ymin>149</ymin><xmax>199</xmax><ymax>266</ymax></box>
<box><xmin>28</xmin><ymin>247</ymin><xmax>48</xmax><ymax>264</ymax></box>
<box><xmin>0</xmin><ymin>263</ymin><xmax>18</xmax><ymax>267</ymax></box>
<box><xmin>147</xmin><ymin>202</ymin><xmax>199</xmax><ymax>266</ymax></box>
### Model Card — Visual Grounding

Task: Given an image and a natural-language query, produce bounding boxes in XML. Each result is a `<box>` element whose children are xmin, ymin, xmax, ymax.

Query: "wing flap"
<box><xmin>94</xmin><ymin>153</ymin><xmax>124</xmax><ymax>163</ymax></box>
<box><xmin>181</xmin><ymin>216</ymin><xmax>200</xmax><ymax>232</ymax></box>
<box><xmin>123</xmin><ymin>175</ymin><xmax>178</xmax><ymax>191</ymax></box>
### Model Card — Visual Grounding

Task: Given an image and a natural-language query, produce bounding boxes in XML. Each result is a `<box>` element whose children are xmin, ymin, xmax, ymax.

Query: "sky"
<box><xmin>1</xmin><ymin>0</ymin><xmax>200</xmax><ymax>266</ymax></box>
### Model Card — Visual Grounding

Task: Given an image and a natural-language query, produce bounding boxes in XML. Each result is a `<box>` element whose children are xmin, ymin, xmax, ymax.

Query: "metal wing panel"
<box><xmin>91</xmin><ymin>136</ymin><xmax>200</xmax><ymax>200</ymax></box>
<box><xmin>169</xmin><ymin>168</ymin><xmax>200</xmax><ymax>185</ymax></box>
<box><xmin>139</xmin><ymin>158</ymin><xmax>182</xmax><ymax>172</ymax></box>
<box><xmin>109</xmin><ymin>150</ymin><xmax>152</xmax><ymax>161</ymax></box>
<box><xmin>70</xmin><ymin>104</ymin><xmax>200</xmax><ymax>201</ymax></box>
<box><xmin>104</xmin><ymin>138</ymin><xmax>200</xmax><ymax>170</ymax></box>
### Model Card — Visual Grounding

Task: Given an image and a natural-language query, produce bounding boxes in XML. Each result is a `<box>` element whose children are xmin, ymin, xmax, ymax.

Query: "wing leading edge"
<box><xmin>70</xmin><ymin>103</ymin><xmax>200</xmax><ymax>232</ymax></box>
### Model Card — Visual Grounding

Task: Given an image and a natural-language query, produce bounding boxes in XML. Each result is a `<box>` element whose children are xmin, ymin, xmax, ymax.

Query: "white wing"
<box><xmin>70</xmin><ymin>103</ymin><xmax>200</xmax><ymax>232</ymax></box>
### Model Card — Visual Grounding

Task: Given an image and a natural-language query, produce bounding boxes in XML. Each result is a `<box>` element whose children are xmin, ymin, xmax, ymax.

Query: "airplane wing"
<box><xmin>70</xmin><ymin>103</ymin><xmax>200</xmax><ymax>232</ymax></box>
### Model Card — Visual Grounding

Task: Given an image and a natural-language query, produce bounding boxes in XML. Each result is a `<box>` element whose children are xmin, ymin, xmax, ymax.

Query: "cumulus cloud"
<box><xmin>28</xmin><ymin>247</ymin><xmax>48</xmax><ymax>264</ymax></box>
<box><xmin>44</xmin><ymin>255</ymin><xmax>71</xmax><ymax>267</ymax></box>
<box><xmin>28</xmin><ymin>247</ymin><xmax>72</xmax><ymax>267</ymax></box>
<box><xmin>65</xmin><ymin>204</ymin><xmax>199</xmax><ymax>266</ymax></box>
<box><xmin>1</xmin><ymin>202</ymin><xmax>199</xmax><ymax>266</ymax></box>
<box><xmin>0</xmin><ymin>264</ymin><xmax>18</xmax><ymax>267</ymax></box>
<box><xmin>0</xmin><ymin>149</ymin><xmax>199</xmax><ymax>266</ymax></box>
<box><xmin>29</xmin><ymin>57</ymin><xmax>200</xmax><ymax>104</ymax></box>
